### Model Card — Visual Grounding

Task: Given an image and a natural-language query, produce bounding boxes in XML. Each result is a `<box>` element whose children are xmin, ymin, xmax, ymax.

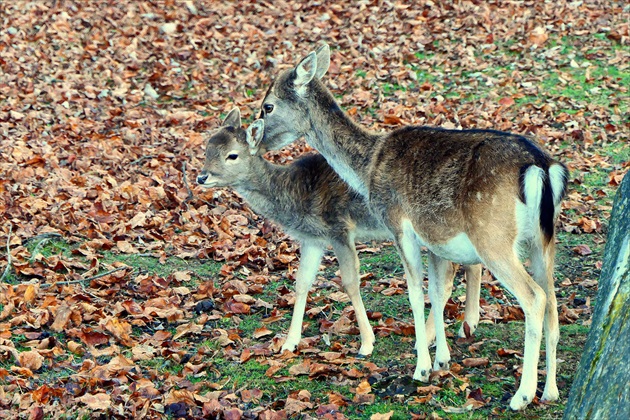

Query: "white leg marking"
<box><xmin>332</xmin><ymin>240</ymin><xmax>375</xmax><ymax>356</ymax></box>
<box><xmin>531</xmin><ymin>244</ymin><xmax>560</xmax><ymax>402</ymax></box>
<box><xmin>428</xmin><ymin>253</ymin><xmax>453</xmax><ymax>371</ymax></box>
<box><xmin>398</xmin><ymin>221</ymin><xmax>432</xmax><ymax>381</ymax></box>
<box><xmin>458</xmin><ymin>264</ymin><xmax>482</xmax><ymax>338</ymax></box>
<box><xmin>282</xmin><ymin>242</ymin><xmax>324</xmax><ymax>353</ymax></box>
<box><xmin>481</xmin><ymin>252</ymin><xmax>545</xmax><ymax>410</ymax></box>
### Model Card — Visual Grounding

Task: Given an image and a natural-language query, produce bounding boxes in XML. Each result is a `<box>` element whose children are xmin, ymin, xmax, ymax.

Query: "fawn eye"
<box><xmin>263</xmin><ymin>103</ymin><xmax>274</xmax><ymax>114</ymax></box>
<box><xmin>226</xmin><ymin>153</ymin><xmax>238</xmax><ymax>161</ymax></box>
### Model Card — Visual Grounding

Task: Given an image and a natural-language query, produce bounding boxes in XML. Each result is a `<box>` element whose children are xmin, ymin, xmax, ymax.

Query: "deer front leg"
<box><xmin>282</xmin><ymin>241</ymin><xmax>324</xmax><ymax>353</ymax></box>
<box><xmin>332</xmin><ymin>240</ymin><xmax>375</xmax><ymax>357</ymax></box>
<box><xmin>458</xmin><ymin>264</ymin><xmax>482</xmax><ymax>338</ymax></box>
<box><xmin>427</xmin><ymin>252</ymin><xmax>452</xmax><ymax>371</ymax></box>
<box><xmin>395</xmin><ymin>224</ymin><xmax>432</xmax><ymax>381</ymax></box>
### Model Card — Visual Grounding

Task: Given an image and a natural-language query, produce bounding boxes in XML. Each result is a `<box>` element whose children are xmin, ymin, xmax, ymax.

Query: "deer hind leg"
<box><xmin>458</xmin><ymin>264</ymin><xmax>482</xmax><ymax>338</ymax></box>
<box><xmin>479</xmin><ymin>249</ymin><xmax>546</xmax><ymax>411</ymax></box>
<box><xmin>395</xmin><ymin>222</ymin><xmax>432</xmax><ymax>381</ymax></box>
<box><xmin>530</xmin><ymin>239</ymin><xmax>560</xmax><ymax>402</ymax></box>
<box><xmin>427</xmin><ymin>252</ymin><xmax>454</xmax><ymax>371</ymax></box>
<box><xmin>331</xmin><ymin>240</ymin><xmax>375</xmax><ymax>356</ymax></box>
<box><xmin>282</xmin><ymin>241</ymin><xmax>324</xmax><ymax>352</ymax></box>
<box><xmin>425</xmin><ymin>262</ymin><xmax>455</xmax><ymax>345</ymax></box>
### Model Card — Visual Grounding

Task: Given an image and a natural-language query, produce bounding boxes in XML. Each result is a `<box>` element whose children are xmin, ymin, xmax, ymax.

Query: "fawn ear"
<box><xmin>246</xmin><ymin>119</ymin><xmax>265</xmax><ymax>155</ymax></box>
<box><xmin>222</xmin><ymin>107</ymin><xmax>241</xmax><ymax>128</ymax></box>
<box><xmin>314</xmin><ymin>43</ymin><xmax>330</xmax><ymax>79</ymax></box>
<box><xmin>294</xmin><ymin>51</ymin><xmax>318</xmax><ymax>95</ymax></box>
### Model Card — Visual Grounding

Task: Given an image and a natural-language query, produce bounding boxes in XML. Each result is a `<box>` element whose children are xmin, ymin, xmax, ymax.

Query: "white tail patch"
<box><xmin>523</xmin><ymin>165</ymin><xmax>545</xmax><ymax>215</ymax></box>
<box><xmin>515</xmin><ymin>165</ymin><xmax>546</xmax><ymax>250</ymax></box>
<box><xmin>548</xmin><ymin>163</ymin><xmax>567</xmax><ymax>207</ymax></box>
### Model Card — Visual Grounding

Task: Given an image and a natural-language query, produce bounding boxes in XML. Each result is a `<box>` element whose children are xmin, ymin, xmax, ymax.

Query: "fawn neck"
<box><xmin>230</xmin><ymin>157</ymin><xmax>298</xmax><ymax>221</ymax></box>
<box><xmin>303</xmin><ymin>81</ymin><xmax>380</xmax><ymax>197</ymax></box>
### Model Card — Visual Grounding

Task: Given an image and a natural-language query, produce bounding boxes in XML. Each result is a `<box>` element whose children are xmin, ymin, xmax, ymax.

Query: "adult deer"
<box><xmin>257</xmin><ymin>44</ymin><xmax>567</xmax><ymax>410</ymax></box>
<box><xmin>196</xmin><ymin>109</ymin><xmax>482</xmax><ymax>356</ymax></box>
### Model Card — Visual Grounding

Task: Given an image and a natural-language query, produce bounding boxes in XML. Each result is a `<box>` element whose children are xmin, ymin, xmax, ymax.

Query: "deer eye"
<box><xmin>263</xmin><ymin>103</ymin><xmax>274</xmax><ymax>114</ymax></box>
<box><xmin>226</xmin><ymin>153</ymin><xmax>238</xmax><ymax>161</ymax></box>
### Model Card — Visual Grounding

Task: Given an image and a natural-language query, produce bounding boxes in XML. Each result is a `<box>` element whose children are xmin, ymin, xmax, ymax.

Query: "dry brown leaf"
<box><xmin>173</xmin><ymin>322</ymin><xmax>203</xmax><ymax>340</ymax></box>
<box><xmin>529</xmin><ymin>26</ymin><xmax>549</xmax><ymax>46</ymax></box>
<box><xmin>103</xmin><ymin>317</ymin><xmax>134</xmax><ymax>346</ymax></box>
<box><xmin>50</xmin><ymin>304</ymin><xmax>73</xmax><ymax>332</ymax></box>
<box><xmin>18</xmin><ymin>350</ymin><xmax>44</xmax><ymax>371</ymax></box>
<box><xmin>77</xmin><ymin>392</ymin><xmax>111</xmax><ymax>410</ymax></box>
<box><xmin>355</xmin><ymin>380</ymin><xmax>372</xmax><ymax>395</ymax></box>
<box><xmin>23</xmin><ymin>285</ymin><xmax>38</xmax><ymax>304</ymax></box>
<box><xmin>252</xmin><ymin>327</ymin><xmax>273</xmax><ymax>339</ymax></box>
<box><xmin>371</xmin><ymin>411</ymin><xmax>394</xmax><ymax>420</ymax></box>
<box><xmin>462</xmin><ymin>357</ymin><xmax>489</xmax><ymax>367</ymax></box>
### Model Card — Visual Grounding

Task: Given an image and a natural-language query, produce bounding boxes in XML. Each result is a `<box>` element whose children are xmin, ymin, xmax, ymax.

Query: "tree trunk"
<box><xmin>564</xmin><ymin>173</ymin><xmax>630</xmax><ymax>420</ymax></box>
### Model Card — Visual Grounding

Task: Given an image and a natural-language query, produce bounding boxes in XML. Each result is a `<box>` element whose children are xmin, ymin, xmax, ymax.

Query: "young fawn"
<box><xmin>196</xmin><ymin>108</ymin><xmax>482</xmax><ymax>356</ymax></box>
<box><xmin>257</xmin><ymin>44</ymin><xmax>568</xmax><ymax>410</ymax></box>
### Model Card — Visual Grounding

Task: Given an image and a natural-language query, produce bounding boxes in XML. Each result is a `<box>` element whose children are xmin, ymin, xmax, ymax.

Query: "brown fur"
<box><xmin>257</xmin><ymin>45</ymin><xmax>568</xmax><ymax>410</ymax></box>
<box><xmin>198</xmin><ymin>112</ymin><xmax>484</xmax><ymax>356</ymax></box>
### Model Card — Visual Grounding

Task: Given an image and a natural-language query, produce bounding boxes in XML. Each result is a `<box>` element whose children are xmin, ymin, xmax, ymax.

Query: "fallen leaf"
<box><xmin>462</xmin><ymin>357</ymin><xmax>489</xmax><ymax>367</ymax></box>
<box><xmin>76</xmin><ymin>392</ymin><xmax>111</xmax><ymax>410</ymax></box>
<box><xmin>50</xmin><ymin>304</ymin><xmax>73</xmax><ymax>332</ymax></box>
<box><xmin>18</xmin><ymin>350</ymin><xmax>44</xmax><ymax>371</ymax></box>
<box><xmin>572</xmin><ymin>244</ymin><xmax>592</xmax><ymax>256</ymax></box>
<box><xmin>371</xmin><ymin>411</ymin><xmax>394</xmax><ymax>420</ymax></box>
<box><xmin>253</xmin><ymin>327</ymin><xmax>274</xmax><ymax>339</ymax></box>
<box><xmin>356</xmin><ymin>380</ymin><xmax>372</xmax><ymax>395</ymax></box>
<box><xmin>497</xmin><ymin>348</ymin><xmax>522</xmax><ymax>358</ymax></box>
<box><xmin>529</xmin><ymin>26</ymin><xmax>549</xmax><ymax>46</ymax></box>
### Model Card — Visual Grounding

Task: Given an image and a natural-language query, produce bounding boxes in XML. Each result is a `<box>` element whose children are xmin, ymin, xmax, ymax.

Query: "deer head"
<box><xmin>258</xmin><ymin>44</ymin><xmax>332</xmax><ymax>151</ymax></box>
<box><xmin>196</xmin><ymin>108</ymin><xmax>265</xmax><ymax>188</ymax></box>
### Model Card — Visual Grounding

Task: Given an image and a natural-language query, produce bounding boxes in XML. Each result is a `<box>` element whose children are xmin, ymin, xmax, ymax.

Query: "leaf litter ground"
<box><xmin>0</xmin><ymin>1</ymin><xmax>628</xmax><ymax>419</ymax></box>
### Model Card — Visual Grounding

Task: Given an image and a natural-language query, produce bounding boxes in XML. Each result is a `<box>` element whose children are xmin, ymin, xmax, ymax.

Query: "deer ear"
<box><xmin>294</xmin><ymin>51</ymin><xmax>317</xmax><ymax>95</ymax></box>
<box><xmin>314</xmin><ymin>43</ymin><xmax>330</xmax><ymax>79</ymax></box>
<box><xmin>222</xmin><ymin>107</ymin><xmax>241</xmax><ymax>128</ymax></box>
<box><xmin>246</xmin><ymin>119</ymin><xmax>265</xmax><ymax>155</ymax></box>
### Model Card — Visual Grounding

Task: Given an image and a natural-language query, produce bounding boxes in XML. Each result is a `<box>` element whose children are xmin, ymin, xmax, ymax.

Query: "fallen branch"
<box><xmin>182</xmin><ymin>161</ymin><xmax>194</xmax><ymax>202</ymax></box>
<box><xmin>23</xmin><ymin>232</ymin><xmax>62</xmax><ymax>244</ymax></box>
<box><xmin>130</xmin><ymin>155</ymin><xmax>156</xmax><ymax>165</ymax></box>
<box><xmin>119</xmin><ymin>253</ymin><xmax>157</xmax><ymax>258</ymax></box>
<box><xmin>29</xmin><ymin>238</ymin><xmax>51</xmax><ymax>263</ymax></box>
<box><xmin>40</xmin><ymin>266</ymin><xmax>128</xmax><ymax>289</ymax></box>
<box><xmin>0</xmin><ymin>225</ymin><xmax>13</xmax><ymax>283</ymax></box>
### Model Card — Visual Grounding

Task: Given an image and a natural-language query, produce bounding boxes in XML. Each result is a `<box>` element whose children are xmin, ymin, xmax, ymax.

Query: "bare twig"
<box><xmin>24</xmin><ymin>232</ymin><xmax>62</xmax><ymax>244</ymax></box>
<box><xmin>29</xmin><ymin>238</ymin><xmax>51</xmax><ymax>263</ymax></box>
<box><xmin>0</xmin><ymin>225</ymin><xmax>13</xmax><ymax>283</ymax></box>
<box><xmin>182</xmin><ymin>161</ymin><xmax>194</xmax><ymax>204</ymax></box>
<box><xmin>130</xmin><ymin>155</ymin><xmax>156</xmax><ymax>165</ymax></box>
<box><xmin>40</xmin><ymin>266</ymin><xmax>128</xmax><ymax>289</ymax></box>
<box><xmin>119</xmin><ymin>253</ymin><xmax>157</xmax><ymax>258</ymax></box>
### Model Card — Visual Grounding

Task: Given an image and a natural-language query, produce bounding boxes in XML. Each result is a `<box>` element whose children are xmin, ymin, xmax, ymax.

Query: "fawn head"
<box><xmin>196</xmin><ymin>108</ymin><xmax>265</xmax><ymax>188</ymax></box>
<box><xmin>259</xmin><ymin>44</ymin><xmax>331</xmax><ymax>150</ymax></box>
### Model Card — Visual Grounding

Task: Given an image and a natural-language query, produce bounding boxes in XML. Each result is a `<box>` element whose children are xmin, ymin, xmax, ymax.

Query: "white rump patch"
<box><xmin>429</xmin><ymin>232</ymin><xmax>480</xmax><ymax>265</ymax></box>
<box><xmin>401</xmin><ymin>219</ymin><xmax>480</xmax><ymax>265</ymax></box>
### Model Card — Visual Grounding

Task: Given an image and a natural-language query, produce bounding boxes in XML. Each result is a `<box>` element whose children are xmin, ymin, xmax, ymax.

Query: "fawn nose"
<box><xmin>196</xmin><ymin>174</ymin><xmax>208</xmax><ymax>185</ymax></box>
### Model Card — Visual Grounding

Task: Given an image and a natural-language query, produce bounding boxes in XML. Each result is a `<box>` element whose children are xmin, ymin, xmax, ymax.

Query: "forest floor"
<box><xmin>1</xmin><ymin>1</ymin><xmax>628</xmax><ymax>419</ymax></box>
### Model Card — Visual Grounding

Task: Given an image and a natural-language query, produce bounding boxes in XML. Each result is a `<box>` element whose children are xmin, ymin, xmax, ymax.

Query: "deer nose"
<box><xmin>196</xmin><ymin>174</ymin><xmax>208</xmax><ymax>185</ymax></box>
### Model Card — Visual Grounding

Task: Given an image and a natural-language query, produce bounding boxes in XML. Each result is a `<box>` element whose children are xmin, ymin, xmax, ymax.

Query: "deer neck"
<box><xmin>303</xmin><ymin>82</ymin><xmax>379</xmax><ymax>198</ymax></box>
